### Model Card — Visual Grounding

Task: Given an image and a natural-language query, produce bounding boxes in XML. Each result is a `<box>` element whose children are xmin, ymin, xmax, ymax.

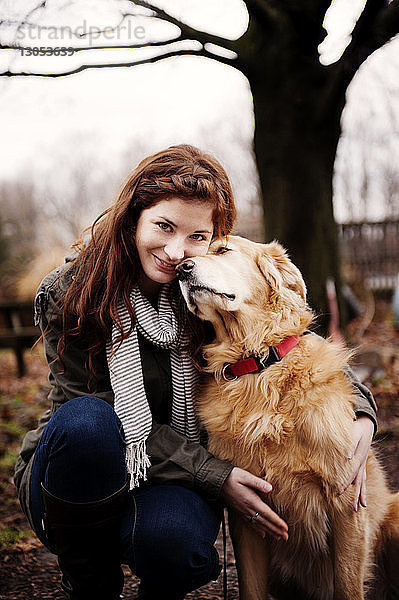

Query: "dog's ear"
<box><xmin>257</xmin><ymin>241</ymin><xmax>307</xmax><ymax>302</ymax></box>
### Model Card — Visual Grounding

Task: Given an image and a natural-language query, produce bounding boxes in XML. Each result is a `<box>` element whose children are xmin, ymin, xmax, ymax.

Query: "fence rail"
<box><xmin>339</xmin><ymin>220</ymin><xmax>399</xmax><ymax>290</ymax></box>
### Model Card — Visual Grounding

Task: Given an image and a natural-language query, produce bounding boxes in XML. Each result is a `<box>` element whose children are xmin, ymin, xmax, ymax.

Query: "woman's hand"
<box><xmin>220</xmin><ymin>467</ymin><xmax>289</xmax><ymax>541</ymax></box>
<box><xmin>339</xmin><ymin>415</ymin><xmax>374</xmax><ymax>511</ymax></box>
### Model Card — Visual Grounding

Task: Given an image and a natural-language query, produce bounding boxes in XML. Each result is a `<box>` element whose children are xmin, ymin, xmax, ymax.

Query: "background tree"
<box><xmin>335</xmin><ymin>57</ymin><xmax>399</xmax><ymax>223</ymax></box>
<box><xmin>0</xmin><ymin>180</ymin><xmax>38</xmax><ymax>298</ymax></box>
<box><xmin>2</xmin><ymin>0</ymin><xmax>399</xmax><ymax>329</ymax></box>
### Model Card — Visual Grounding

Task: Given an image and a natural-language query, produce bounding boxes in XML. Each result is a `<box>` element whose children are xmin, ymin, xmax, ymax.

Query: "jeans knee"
<box><xmin>46</xmin><ymin>396</ymin><xmax>122</xmax><ymax>447</ymax></box>
<box><xmin>52</xmin><ymin>395</ymin><xmax>116</xmax><ymax>426</ymax></box>
<box><xmin>159</xmin><ymin>542</ymin><xmax>219</xmax><ymax>592</ymax></box>
<box><xmin>135</xmin><ymin>520</ymin><xmax>220</xmax><ymax>591</ymax></box>
<box><xmin>182</xmin><ymin>543</ymin><xmax>220</xmax><ymax>590</ymax></box>
<box><xmin>39</xmin><ymin>396</ymin><xmax>127</xmax><ymax>501</ymax></box>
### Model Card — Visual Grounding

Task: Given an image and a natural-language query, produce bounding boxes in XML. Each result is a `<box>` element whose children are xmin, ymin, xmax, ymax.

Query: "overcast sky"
<box><xmin>0</xmin><ymin>0</ymin><xmax>398</xmax><ymax>229</ymax></box>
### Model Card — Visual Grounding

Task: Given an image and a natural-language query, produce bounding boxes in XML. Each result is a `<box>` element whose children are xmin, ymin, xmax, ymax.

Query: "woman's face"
<box><xmin>135</xmin><ymin>197</ymin><xmax>214</xmax><ymax>294</ymax></box>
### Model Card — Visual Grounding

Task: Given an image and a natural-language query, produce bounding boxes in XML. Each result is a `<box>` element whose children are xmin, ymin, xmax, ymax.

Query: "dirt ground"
<box><xmin>0</xmin><ymin>303</ymin><xmax>398</xmax><ymax>600</ymax></box>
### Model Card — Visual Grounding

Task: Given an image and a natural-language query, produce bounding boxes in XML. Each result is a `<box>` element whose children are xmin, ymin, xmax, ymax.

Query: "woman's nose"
<box><xmin>164</xmin><ymin>239</ymin><xmax>185</xmax><ymax>262</ymax></box>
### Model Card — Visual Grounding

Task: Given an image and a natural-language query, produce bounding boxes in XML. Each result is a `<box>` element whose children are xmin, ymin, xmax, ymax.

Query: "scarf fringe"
<box><xmin>126</xmin><ymin>440</ymin><xmax>152</xmax><ymax>490</ymax></box>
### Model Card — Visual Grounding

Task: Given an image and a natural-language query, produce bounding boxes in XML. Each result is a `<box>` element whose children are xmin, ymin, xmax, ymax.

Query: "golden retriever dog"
<box><xmin>177</xmin><ymin>236</ymin><xmax>399</xmax><ymax>600</ymax></box>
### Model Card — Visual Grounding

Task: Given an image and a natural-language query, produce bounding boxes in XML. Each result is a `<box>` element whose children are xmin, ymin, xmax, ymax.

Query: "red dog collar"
<box><xmin>222</xmin><ymin>335</ymin><xmax>300</xmax><ymax>381</ymax></box>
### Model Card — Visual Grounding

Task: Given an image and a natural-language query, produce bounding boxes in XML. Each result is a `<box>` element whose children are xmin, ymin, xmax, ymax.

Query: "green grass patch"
<box><xmin>0</xmin><ymin>526</ymin><xmax>31</xmax><ymax>546</ymax></box>
<box><xmin>0</xmin><ymin>449</ymin><xmax>19</xmax><ymax>471</ymax></box>
<box><xmin>1</xmin><ymin>419</ymin><xmax>27</xmax><ymax>438</ymax></box>
<box><xmin>0</xmin><ymin>394</ymin><xmax>23</xmax><ymax>408</ymax></box>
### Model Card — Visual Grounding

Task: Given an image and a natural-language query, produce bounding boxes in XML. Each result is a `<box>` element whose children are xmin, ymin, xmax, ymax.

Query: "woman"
<box><xmin>14</xmin><ymin>145</ymin><xmax>376</xmax><ymax>600</ymax></box>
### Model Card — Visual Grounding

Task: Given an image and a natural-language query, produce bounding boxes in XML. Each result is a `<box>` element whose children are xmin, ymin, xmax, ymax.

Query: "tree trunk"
<box><xmin>252</xmin><ymin>83</ymin><xmax>342</xmax><ymax>332</ymax></box>
<box><xmin>237</xmin><ymin>18</ymin><xmax>345</xmax><ymax>333</ymax></box>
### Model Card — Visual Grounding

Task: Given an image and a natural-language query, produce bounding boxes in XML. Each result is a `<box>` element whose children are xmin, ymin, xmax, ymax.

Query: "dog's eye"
<box><xmin>214</xmin><ymin>247</ymin><xmax>231</xmax><ymax>255</ymax></box>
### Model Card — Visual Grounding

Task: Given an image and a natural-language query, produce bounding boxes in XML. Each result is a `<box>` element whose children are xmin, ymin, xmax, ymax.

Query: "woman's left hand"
<box><xmin>339</xmin><ymin>415</ymin><xmax>374</xmax><ymax>511</ymax></box>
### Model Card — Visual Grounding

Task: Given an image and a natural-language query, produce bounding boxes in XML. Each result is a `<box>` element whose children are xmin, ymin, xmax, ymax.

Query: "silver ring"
<box><xmin>222</xmin><ymin>363</ymin><xmax>237</xmax><ymax>381</ymax></box>
<box><xmin>249</xmin><ymin>511</ymin><xmax>260</xmax><ymax>523</ymax></box>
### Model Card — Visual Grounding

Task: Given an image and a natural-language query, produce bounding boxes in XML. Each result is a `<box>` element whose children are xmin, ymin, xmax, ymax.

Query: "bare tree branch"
<box><xmin>1</xmin><ymin>43</ymin><xmax>238</xmax><ymax>77</ymax></box>
<box><xmin>68</xmin><ymin>10</ymin><xmax>182</xmax><ymax>45</ymax></box>
<box><xmin>1</xmin><ymin>1</ymin><xmax>241</xmax><ymax>74</ymax></box>
<box><xmin>0</xmin><ymin>10</ymin><xmax>182</xmax><ymax>52</ymax></box>
<box><xmin>342</xmin><ymin>0</ymin><xmax>399</xmax><ymax>75</ymax></box>
<box><xmin>127</xmin><ymin>0</ymin><xmax>240</xmax><ymax>51</ymax></box>
<box><xmin>245</xmin><ymin>0</ymin><xmax>284</xmax><ymax>31</ymax></box>
<box><xmin>375</xmin><ymin>0</ymin><xmax>399</xmax><ymax>45</ymax></box>
<box><xmin>0</xmin><ymin>38</ymin><xmax>181</xmax><ymax>52</ymax></box>
<box><xmin>246</xmin><ymin>0</ymin><xmax>332</xmax><ymax>46</ymax></box>
<box><xmin>317</xmin><ymin>0</ymin><xmax>399</xmax><ymax>122</ymax></box>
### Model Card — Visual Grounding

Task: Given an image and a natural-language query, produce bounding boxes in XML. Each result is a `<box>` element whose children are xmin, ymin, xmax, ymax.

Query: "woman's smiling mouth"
<box><xmin>152</xmin><ymin>254</ymin><xmax>178</xmax><ymax>272</ymax></box>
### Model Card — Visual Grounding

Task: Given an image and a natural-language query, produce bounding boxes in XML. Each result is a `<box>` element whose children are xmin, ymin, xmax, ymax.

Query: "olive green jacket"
<box><xmin>14</xmin><ymin>261</ymin><xmax>377</xmax><ymax>529</ymax></box>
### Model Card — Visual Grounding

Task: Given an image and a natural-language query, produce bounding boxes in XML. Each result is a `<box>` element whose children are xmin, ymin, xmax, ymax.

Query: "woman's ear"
<box><xmin>257</xmin><ymin>241</ymin><xmax>307</xmax><ymax>302</ymax></box>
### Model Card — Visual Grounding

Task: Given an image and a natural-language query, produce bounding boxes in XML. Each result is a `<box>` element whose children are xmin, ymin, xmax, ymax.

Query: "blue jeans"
<box><xmin>30</xmin><ymin>396</ymin><xmax>222</xmax><ymax>595</ymax></box>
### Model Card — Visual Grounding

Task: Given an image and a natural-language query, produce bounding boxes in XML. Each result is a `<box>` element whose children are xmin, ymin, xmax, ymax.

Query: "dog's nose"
<box><xmin>176</xmin><ymin>259</ymin><xmax>195</xmax><ymax>280</ymax></box>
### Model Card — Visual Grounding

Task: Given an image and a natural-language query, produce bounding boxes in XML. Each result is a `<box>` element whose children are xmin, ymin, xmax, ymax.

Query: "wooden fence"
<box><xmin>339</xmin><ymin>219</ymin><xmax>399</xmax><ymax>290</ymax></box>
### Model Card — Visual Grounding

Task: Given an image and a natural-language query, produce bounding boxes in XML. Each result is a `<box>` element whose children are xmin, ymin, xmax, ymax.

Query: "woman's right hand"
<box><xmin>220</xmin><ymin>467</ymin><xmax>289</xmax><ymax>541</ymax></box>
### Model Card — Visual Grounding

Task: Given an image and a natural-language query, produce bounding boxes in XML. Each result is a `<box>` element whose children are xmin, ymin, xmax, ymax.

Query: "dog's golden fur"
<box><xmin>179</xmin><ymin>236</ymin><xmax>399</xmax><ymax>600</ymax></box>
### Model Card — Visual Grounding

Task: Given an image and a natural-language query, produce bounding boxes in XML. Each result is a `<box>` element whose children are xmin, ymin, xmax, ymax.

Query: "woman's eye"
<box><xmin>157</xmin><ymin>222</ymin><xmax>172</xmax><ymax>232</ymax></box>
<box><xmin>190</xmin><ymin>234</ymin><xmax>207</xmax><ymax>242</ymax></box>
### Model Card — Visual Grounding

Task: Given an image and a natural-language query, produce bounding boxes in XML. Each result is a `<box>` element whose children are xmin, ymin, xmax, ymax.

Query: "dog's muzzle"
<box><xmin>176</xmin><ymin>259</ymin><xmax>195</xmax><ymax>281</ymax></box>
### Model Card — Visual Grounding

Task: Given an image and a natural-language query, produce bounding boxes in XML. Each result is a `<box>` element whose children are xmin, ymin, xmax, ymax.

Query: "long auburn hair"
<box><xmin>58</xmin><ymin>144</ymin><xmax>236</xmax><ymax>381</ymax></box>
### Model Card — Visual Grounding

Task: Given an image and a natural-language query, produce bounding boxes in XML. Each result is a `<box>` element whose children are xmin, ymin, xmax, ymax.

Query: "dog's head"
<box><xmin>177</xmin><ymin>236</ymin><xmax>313</xmax><ymax>343</ymax></box>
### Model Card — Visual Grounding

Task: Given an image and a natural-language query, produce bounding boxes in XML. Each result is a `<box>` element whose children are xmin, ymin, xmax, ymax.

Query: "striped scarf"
<box><xmin>107</xmin><ymin>283</ymin><xmax>200</xmax><ymax>490</ymax></box>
